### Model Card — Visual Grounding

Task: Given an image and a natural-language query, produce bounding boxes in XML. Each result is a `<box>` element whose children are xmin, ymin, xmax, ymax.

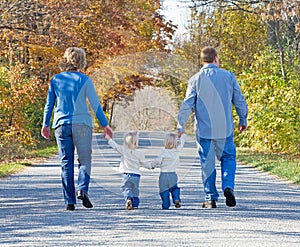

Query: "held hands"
<box><xmin>150</xmin><ymin>161</ymin><xmax>158</xmax><ymax>170</ymax></box>
<box><xmin>177</xmin><ymin>131</ymin><xmax>186</xmax><ymax>138</ymax></box>
<box><xmin>104</xmin><ymin>133</ymin><xmax>111</xmax><ymax>141</ymax></box>
<box><xmin>41</xmin><ymin>126</ymin><xmax>50</xmax><ymax>140</ymax></box>
<box><xmin>104</xmin><ymin>125</ymin><xmax>113</xmax><ymax>139</ymax></box>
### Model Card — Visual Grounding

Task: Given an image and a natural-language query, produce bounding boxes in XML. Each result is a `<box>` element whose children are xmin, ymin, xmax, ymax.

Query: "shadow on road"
<box><xmin>0</xmin><ymin>132</ymin><xmax>299</xmax><ymax>246</ymax></box>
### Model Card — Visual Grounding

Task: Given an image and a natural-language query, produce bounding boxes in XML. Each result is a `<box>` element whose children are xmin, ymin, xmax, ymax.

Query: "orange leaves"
<box><xmin>0</xmin><ymin>0</ymin><xmax>177</xmax><ymax>140</ymax></box>
<box><xmin>101</xmin><ymin>74</ymin><xmax>154</xmax><ymax>105</ymax></box>
<box><xmin>0</xmin><ymin>63</ymin><xmax>44</xmax><ymax>150</ymax></box>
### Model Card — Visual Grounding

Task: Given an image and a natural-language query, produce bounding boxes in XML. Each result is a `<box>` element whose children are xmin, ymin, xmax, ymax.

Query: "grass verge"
<box><xmin>237</xmin><ymin>148</ymin><xmax>300</xmax><ymax>185</ymax></box>
<box><xmin>0</xmin><ymin>145</ymin><xmax>57</xmax><ymax>178</ymax></box>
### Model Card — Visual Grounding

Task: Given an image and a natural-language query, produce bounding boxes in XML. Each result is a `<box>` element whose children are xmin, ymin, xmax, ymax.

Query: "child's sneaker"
<box><xmin>174</xmin><ymin>200</ymin><xmax>181</xmax><ymax>208</ymax></box>
<box><xmin>202</xmin><ymin>200</ymin><xmax>217</xmax><ymax>208</ymax></box>
<box><xmin>125</xmin><ymin>199</ymin><xmax>133</xmax><ymax>210</ymax></box>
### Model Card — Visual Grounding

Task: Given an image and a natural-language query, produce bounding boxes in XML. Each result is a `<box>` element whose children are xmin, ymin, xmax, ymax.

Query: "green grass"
<box><xmin>0</xmin><ymin>162</ymin><xmax>31</xmax><ymax>178</ymax></box>
<box><xmin>0</xmin><ymin>145</ymin><xmax>58</xmax><ymax>178</ymax></box>
<box><xmin>237</xmin><ymin>148</ymin><xmax>300</xmax><ymax>185</ymax></box>
<box><xmin>27</xmin><ymin>145</ymin><xmax>58</xmax><ymax>159</ymax></box>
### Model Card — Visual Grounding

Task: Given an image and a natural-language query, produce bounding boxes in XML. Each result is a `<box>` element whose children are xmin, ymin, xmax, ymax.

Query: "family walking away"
<box><xmin>40</xmin><ymin>46</ymin><xmax>247</xmax><ymax>211</ymax></box>
<box><xmin>151</xmin><ymin>133</ymin><xmax>187</xmax><ymax>209</ymax></box>
<box><xmin>105</xmin><ymin>131</ymin><xmax>153</xmax><ymax>210</ymax></box>
<box><xmin>177</xmin><ymin>46</ymin><xmax>248</xmax><ymax>208</ymax></box>
<box><xmin>41</xmin><ymin>47</ymin><xmax>113</xmax><ymax>211</ymax></box>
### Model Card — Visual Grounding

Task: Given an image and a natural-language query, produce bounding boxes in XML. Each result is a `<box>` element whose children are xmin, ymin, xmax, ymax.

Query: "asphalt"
<box><xmin>0</xmin><ymin>131</ymin><xmax>299</xmax><ymax>247</ymax></box>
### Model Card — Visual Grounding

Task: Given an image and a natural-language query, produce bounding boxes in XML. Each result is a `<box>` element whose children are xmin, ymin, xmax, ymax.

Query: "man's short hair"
<box><xmin>201</xmin><ymin>47</ymin><xmax>218</xmax><ymax>63</ymax></box>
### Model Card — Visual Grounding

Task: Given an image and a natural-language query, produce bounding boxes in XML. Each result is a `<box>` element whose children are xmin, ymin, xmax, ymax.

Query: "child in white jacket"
<box><xmin>105</xmin><ymin>131</ymin><xmax>153</xmax><ymax>210</ymax></box>
<box><xmin>151</xmin><ymin>132</ymin><xmax>187</xmax><ymax>209</ymax></box>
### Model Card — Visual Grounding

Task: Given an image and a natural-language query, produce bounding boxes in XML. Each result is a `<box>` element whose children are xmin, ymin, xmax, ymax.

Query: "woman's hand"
<box><xmin>104</xmin><ymin>125</ymin><xmax>113</xmax><ymax>138</ymax></box>
<box><xmin>41</xmin><ymin>126</ymin><xmax>51</xmax><ymax>140</ymax></box>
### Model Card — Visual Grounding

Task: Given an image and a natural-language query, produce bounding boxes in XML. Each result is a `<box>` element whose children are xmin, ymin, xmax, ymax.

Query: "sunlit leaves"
<box><xmin>237</xmin><ymin>48</ymin><xmax>300</xmax><ymax>154</ymax></box>
<box><xmin>0</xmin><ymin>63</ymin><xmax>45</xmax><ymax>159</ymax></box>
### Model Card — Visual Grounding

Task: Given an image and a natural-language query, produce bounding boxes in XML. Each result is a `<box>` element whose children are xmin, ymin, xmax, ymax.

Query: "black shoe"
<box><xmin>224</xmin><ymin>188</ymin><xmax>236</xmax><ymax>207</ymax></box>
<box><xmin>66</xmin><ymin>204</ymin><xmax>75</xmax><ymax>211</ymax></box>
<box><xmin>202</xmin><ymin>200</ymin><xmax>217</xmax><ymax>208</ymax></box>
<box><xmin>174</xmin><ymin>200</ymin><xmax>181</xmax><ymax>208</ymax></box>
<box><xmin>76</xmin><ymin>190</ymin><xmax>93</xmax><ymax>208</ymax></box>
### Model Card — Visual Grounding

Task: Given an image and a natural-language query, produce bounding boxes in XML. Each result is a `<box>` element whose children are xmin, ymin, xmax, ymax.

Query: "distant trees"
<box><xmin>173</xmin><ymin>0</ymin><xmax>300</xmax><ymax>154</ymax></box>
<box><xmin>112</xmin><ymin>86</ymin><xmax>177</xmax><ymax>131</ymax></box>
<box><xmin>0</xmin><ymin>0</ymin><xmax>176</xmax><ymax>161</ymax></box>
<box><xmin>0</xmin><ymin>0</ymin><xmax>298</xmax><ymax>160</ymax></box>
<box><xmin>190</xmin><ymin>0</ymin><xmax>300</xmax><ymax>75</ymax></box>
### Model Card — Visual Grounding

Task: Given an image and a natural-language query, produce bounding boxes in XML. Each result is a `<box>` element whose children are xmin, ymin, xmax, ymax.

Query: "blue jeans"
<box><xmin>55</xmin><ymin>124</ymin><xmax>93</xmax><ymax>205</ymax></box>
<box><xmin>121</xmin><ymin>173</ymin><xmax>141</xmax><ymax>208</ymax></box>
<box><xmin>197</xmin><ymin>133</ymin><xmax>236</xmax><ymax>201</ymax></box>
<box><xmin>159</xmin><ymin>172</ymin><xmax>180</xmax><ymax>209</ymax></box>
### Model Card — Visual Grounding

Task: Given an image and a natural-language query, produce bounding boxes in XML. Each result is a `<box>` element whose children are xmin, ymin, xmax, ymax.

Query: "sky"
<box><xmin>160</xmin><ymin>0</ymin><xmax>192</xmax><ymax>36</ymax></box>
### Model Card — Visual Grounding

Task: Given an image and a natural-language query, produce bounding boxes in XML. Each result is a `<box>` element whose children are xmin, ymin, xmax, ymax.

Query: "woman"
<box><xmin>41</xmin><ymin>47</ymin><xmax>113</xmax><ymax>211</ymax></box>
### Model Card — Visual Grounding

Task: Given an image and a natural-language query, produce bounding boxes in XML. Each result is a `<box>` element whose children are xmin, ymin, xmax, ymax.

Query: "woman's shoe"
<box><xmin>76</xmin><ymin>190</ymin><xmax>93</xmax><ymax>208</ymax></box>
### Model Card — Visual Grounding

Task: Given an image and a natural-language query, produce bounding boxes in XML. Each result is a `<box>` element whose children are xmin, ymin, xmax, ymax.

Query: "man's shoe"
<box><xmin>174</xmin><ymin>200</ymin><xmax>181</xmax><ymax>208</ymax></box>
<box><xmin>66</xmin><ymin>204</ymin><xmax>75</xmax><ymax>211</ymax></box>
<box><xmin>202</xmin><ymin>200</ymin><xmax>217</xmax><ymax>208</ymax></box>
<box><xmin>224</xmin><ymin>188</ymin><xmax>236</xmax><ymax>207</ymax></box>
<box><xmin>126</xmin><ymin>199</ymin><xmax>133</xmax><ymax>210</ymax></box>
<box><xmin>76</xmin><ymin>190</ymin><xmax>93</xmax><ymax>208</ymax></box>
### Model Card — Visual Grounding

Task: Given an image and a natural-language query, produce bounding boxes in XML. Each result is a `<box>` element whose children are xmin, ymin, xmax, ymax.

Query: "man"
<box><xmin>177</xmin><ymin>47</ymin><xmax>248</xmax><ymax>208</ymax></box>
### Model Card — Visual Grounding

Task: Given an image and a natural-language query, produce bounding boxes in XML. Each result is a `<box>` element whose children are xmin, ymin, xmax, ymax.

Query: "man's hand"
<box><xmin>41</xmin><ymin>126</ymin><xmax>51</xmax><ymax>140</ymax></box>
<box><xmin>238</xmin><ymin>125</ymin><xmax>247</xmax><ymax>132</ymax></box>
<box><xmin>104</xmin><ymin>125</ymin><xmax>113</xmax><ymax>138</ymax></box>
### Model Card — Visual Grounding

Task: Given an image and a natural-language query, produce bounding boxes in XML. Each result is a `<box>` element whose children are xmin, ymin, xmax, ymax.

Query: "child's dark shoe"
<box><xmin>174</xmin><ymin>200</ymin><xmax>181</xmax><ymax>208</ymax></box>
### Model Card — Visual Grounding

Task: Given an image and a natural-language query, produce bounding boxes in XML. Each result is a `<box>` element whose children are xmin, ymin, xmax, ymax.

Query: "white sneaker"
<box><xmin>126</xmin><ymin>199</ymin><xmax>133</xmax><ymax>210</ymax></box>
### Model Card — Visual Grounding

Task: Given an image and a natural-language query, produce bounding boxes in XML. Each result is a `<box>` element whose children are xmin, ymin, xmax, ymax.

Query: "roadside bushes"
<box><xmin>235</xmin><ymin>48</ymin><xmax>300</xmax><ymax>155</ymax></box>
<box><xmin>0</xmin><ymin>63</ymin><xmax>47</xmax><ymax>162</ymax></box>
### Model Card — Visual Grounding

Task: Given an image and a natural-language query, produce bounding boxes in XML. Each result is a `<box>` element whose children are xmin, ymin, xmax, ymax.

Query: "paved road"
<box><xmin>0</xmin><ymin>131</ymin><xmax>299</xmax><ymax>247</ymax></box>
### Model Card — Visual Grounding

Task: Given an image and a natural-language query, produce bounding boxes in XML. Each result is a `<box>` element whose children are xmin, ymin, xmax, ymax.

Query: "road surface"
<box><xmin>1</xmin><ymin>131</ymin><xmax>299</xmax><ymax>246</ymax></box>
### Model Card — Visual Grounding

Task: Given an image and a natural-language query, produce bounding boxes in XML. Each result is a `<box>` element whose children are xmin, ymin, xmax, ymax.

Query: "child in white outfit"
<box><xmin>151</xmin><ymin>132</ymin><xmax>187</xmax><ymax>209</ymax></box>
<box><xmin>105</xmin><ymin>131</ymin><xmax>153</xmax><ymax>210</ymax></box>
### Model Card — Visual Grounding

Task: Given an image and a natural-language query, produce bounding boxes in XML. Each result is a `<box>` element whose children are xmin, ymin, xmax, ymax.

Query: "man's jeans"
<box><xmin>197</xmin><ymin>133</ymin><xmax>236</xmax><ymax>201</ymax></box>
<box><xmin>159</xmin><ymin>172</ymin><xmax>180</xmax><ymax>209</ymax></box>
<box><xmin>55</xmin><ymin>124</ymin><xmax>93</xmax><ymax>205</ymax></box>
<box><xmin>121</xmin><ymin>173</ymin><xmax>141</xmax><ymax>208</ymax></box>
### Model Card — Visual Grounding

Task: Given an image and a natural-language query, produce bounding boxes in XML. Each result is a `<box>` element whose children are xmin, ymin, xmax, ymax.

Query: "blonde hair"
<box><xmin>124</xmin><ymin>131</ymin><xmax>138</xmax><ymax>149</ymax></box>
<box><xmin>164</xmin><ymin>133</ymin><xmax>178</xmax><ymax>149</ymax></box>
<box><xmin>58</xmin><ymin>47</ymin><xmax>87</xmax><ymax>71</ymax></box>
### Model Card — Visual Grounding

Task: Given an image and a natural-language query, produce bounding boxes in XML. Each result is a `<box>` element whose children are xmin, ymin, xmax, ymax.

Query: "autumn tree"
<box><xmin>190</xmin><ymin>0</ymin><xmax>300</xmax><ymax>76</ymax></box>
<box><xmin>0</xmin><ymin>0</ymin><xmax>176</xmax><ymax>161</ymax></box>
<box><xmin>176</xmin><ymin>0</ymin><xmax>300</xmax><ymax>154</ymax></box>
